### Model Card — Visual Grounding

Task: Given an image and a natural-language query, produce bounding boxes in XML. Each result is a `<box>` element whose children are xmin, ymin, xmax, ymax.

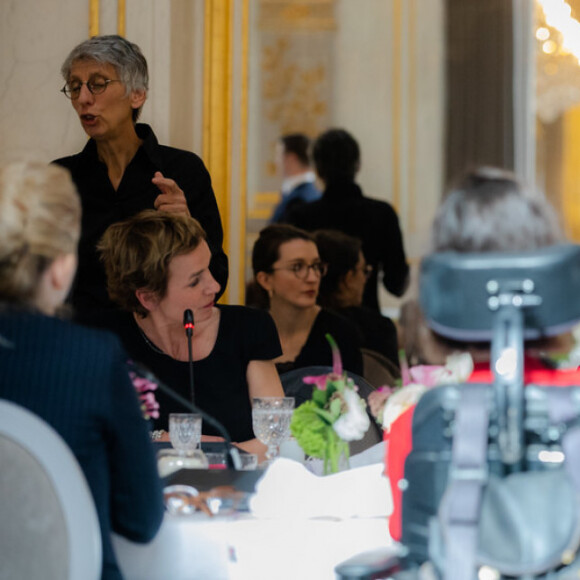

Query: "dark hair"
<box><xmin>281</xmin><ymin>133</ymin><xmax>311</xmax><ymax>167</ymax></box>
<box><xmin>251</xmin><ymin>224</ymin><xmax>316</xmax><ymax>307</ymax></box>
<box><xmin>433</xmin><ymin>166</ymin><xmax>562</xmax><ymax>253</ymax></box>
<box><xmin>252</xmin><ymin>224</ymin><xmax>315</xmax><ymax>275</ymax></box>
<box><xmin>313</xmin><ymin>128</ymin><xmax>360</xmax><ymax>183</ymax></box>
<box><xmin>314</xmin><ymin>229</ymin><xmax>362</xmax><ymax>309</ymax></box>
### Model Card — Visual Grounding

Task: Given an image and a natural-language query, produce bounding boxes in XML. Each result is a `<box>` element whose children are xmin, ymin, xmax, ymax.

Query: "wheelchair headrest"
<box><xmin>419</xmin><ymin>243</ymin><xmax>580</xmax><ymax>342</ymax></box>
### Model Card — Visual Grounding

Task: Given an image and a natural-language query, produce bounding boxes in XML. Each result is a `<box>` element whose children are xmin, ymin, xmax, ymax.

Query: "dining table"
<box><xmin>112</xmin><ymin>448</ymin><xmax>392</xmax><ymax>579</ymax></box>
<box><xmin>113</xmin><ymin>511</ymin><xmax>391</xmax><ymax>579</ymax></box>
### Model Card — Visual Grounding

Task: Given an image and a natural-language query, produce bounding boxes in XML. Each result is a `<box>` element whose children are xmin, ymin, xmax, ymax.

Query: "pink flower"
<box><xmin>131</xmin><ymin>375</ymin><xmax>158</xmax><ymax>393</ymax></box>
<box><xmin>139</xmin><ymin>391</ymin><xmax>160</xmax><ymax>420</ymax></box>
<box><xmin>327</xmin><ymin>333</ymin><xmax>343</xmax><ymax>375</ymax></box>
<box><xmin>303</xmin><ymin>372</ymin><xmax>342</xmax><ymax>390</ymax></box>
<box><xmin>128</xmin><ymin>362</ymin><xmax>160</xmax><ymax>421</ymax></box>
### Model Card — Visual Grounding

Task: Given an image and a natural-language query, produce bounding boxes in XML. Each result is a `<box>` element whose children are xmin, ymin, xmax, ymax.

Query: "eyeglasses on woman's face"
<box><xmin>60</xmin><ymin>77</ymin><xmax>122</xmax><ymax>100</ymax></box>
<box><xmin>270</xmin><ymin>261</ymin><xmax>328</xmax><ymax>280</ymax></box>
<box><xmin>357</xmin><ymin>264</ymin><xmax>373</xmax><ymax>280</ymax></box>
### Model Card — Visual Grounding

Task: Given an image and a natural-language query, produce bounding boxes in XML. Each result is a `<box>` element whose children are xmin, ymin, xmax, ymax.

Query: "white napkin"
<box><xmin>249</xmin><ymin>458</ymin><xmax>392</xmax><ymax>519</ymax></box>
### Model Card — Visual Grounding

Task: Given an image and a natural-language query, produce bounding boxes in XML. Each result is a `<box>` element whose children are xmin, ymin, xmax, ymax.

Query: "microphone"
<box><xmin>183</xmin><ymin>309</ymin><xmax>195</xmax><ymax>407</ymax></box>
<box><xmin>127</xmin><ymin>360</ymin><xmax>242</xmax><ymax>470</ymax></box>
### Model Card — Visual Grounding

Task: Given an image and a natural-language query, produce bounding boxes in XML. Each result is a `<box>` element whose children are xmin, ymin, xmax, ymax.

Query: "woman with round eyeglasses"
<box><xmin>252</xmin><ymin>224</ymin><xmax>363</xmax><ymax>375</ymax></box>
<box><xmin>53</xmin><ymin>35</ymin><xmax>227</xmax><ymax>319</ymax></box>
<box><xmin>314</xmin><ymin>229</ymin><xmax>399</xmax><ymax>368</ymax></box>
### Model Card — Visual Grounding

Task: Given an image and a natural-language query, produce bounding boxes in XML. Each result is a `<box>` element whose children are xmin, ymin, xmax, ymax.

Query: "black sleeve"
<box><xmin>377</xmin><ymin>204</ymin><xmax>409</xmax><ymax>297</ymax></box>
<box><xmin>242</xmin><ymin>307</ymin><xmax>283</xmax><ymax>361</ymax></box>
<box><xmin>104</xmin><ymin>337</ymin><xmax>164</xmax><ymax>543</ymax></box>
<box><xmin>315</xmin><ymin>310</ymin><xmax>364</xmax><ymax>376</ymax></box>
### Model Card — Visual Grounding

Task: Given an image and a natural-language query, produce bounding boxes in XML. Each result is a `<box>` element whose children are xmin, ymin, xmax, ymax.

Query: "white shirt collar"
<box><xmin>281</xmin><ymin>171</ymin><xmax>316</xmax><ymax>195</ymax></box>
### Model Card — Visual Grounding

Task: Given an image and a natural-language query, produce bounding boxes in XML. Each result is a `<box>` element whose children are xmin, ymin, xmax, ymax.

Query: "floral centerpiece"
<box><xmin>368</xmin><ymin>351</ymin><xmax>474</xmax><ymax>431</ymax></box>
<box><xmin>290</xmin><ymin>334</ymin><xmax>370</xmax><ymax>474</ymax></box>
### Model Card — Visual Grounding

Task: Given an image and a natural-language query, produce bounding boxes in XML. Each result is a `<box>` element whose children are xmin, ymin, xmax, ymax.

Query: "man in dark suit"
<box><xmin>270</xmin><ymin>133</ymin><xmax>321</xmax><ymax>223</ymax></box>
<box><xmin>287</xmin><ymin>128</ymin><xmax>409</xmax><ymax>312</ymax></box>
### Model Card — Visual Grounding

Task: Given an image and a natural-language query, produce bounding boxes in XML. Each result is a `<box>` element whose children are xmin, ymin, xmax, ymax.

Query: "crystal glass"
<box><xmin>252</xmin><ymin>397</ymin><xmax>295</xmax><ymax>464</ymax></box>
<box><xmin>169</xmin><ymin>413</ymin><xmax>202</xmax><ymax>455</ymax></box>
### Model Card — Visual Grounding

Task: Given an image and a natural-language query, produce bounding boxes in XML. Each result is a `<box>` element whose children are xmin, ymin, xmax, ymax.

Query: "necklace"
<box><xmin>137</xmin><ymin>325</ymin><xmax>166</xmax><ymax>355</ymax></box>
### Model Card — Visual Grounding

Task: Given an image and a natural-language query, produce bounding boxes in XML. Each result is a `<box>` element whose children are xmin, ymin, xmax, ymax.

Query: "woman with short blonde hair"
<box><xmin>96</xmin><ymin>210</ymin><xmax>284</xmax><ymax>460</ymax></box>
<box><xmin>0</xmin><ymin>162</ymin><xmax>80</xmax><ymax>309</ymax></box>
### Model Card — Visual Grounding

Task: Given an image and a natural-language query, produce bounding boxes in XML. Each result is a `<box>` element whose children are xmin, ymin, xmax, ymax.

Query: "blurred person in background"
<box><xmin>287</xmin><ymin>128</ymin><xmax>409</xmax><ymax>312</ymax></box>
<box><xmin>270</xmin><ymin>133</ymin><xmax>321</xmax><ymax>224</ymax></box>
<box><xmin>315</xmin><ymin>229</ymin><xmax>399</xmax><ymax>367</ymax></box>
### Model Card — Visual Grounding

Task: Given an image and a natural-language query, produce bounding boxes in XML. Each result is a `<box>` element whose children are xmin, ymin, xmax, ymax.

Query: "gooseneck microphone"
<box><xmin>127</xmin><ymin>360</ymin><xmax>242</xmax><ymax>470</ymax></box>
<box><xmin>183</xmin><ymin>309</ymin><xmax>195</xmax><ymax>407</ymax></box>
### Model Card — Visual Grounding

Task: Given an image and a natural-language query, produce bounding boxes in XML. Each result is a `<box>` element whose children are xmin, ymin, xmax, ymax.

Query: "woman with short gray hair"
<box><xmin>54</xmin><ymin>35</ymin><xmax>228</xmax><ymax>320</ymax></box>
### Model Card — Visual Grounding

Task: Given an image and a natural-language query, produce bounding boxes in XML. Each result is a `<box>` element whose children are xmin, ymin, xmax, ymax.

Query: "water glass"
<box><xmin>169</xmin><ymin>413</ymin><xmax>202</xmax><ymax>455</ymax></box>
<box><xmin>252</xmin><ymin>397</ymin><xmax>295</xmax><ymax>464</ymax></box>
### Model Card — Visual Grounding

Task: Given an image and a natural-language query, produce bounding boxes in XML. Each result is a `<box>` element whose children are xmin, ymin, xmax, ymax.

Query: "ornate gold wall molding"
<box><xmin>203</xmin><ymin>0</ymin><xmax>250</xmax><ymax>304</ymax></box>
<box><xmin>259</xmin><ymin>0</ymin><xmax>335</xmax><ymax>31</ymax></box>
<box><xmin>89</xmin><ymin>0</ymin><xmax>99</xmax><ymax>36</ymax></box>
<box><xmin>88</xmin><ymin>0</ymin><xmax>126</xmax><ymax>37</ymax></box>
<box><xmin>203</xmin><ymin>1</ymin><xmax>234</xmax><ymax>302</ymax></box>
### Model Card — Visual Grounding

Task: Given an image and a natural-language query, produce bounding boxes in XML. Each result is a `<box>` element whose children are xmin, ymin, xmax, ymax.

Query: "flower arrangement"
<box><xmin>290</xmin><ymin>334</ymin><xmax>370</xmax><ymax>474</ymax></box>
<box><xmin>128</xmin><ymin>361</ymin><xmax>160</xmax><ymax>421</ymax></box>
<box><xmin>368</xmin><ymin>351</ymin><xmax>474</xmax><ymax>431</ymax></box>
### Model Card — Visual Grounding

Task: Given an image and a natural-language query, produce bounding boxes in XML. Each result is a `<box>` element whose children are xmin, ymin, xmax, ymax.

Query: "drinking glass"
<box><xmin>252</xmin><ymin>397</ymin><xmax>295</xmax><ymax>465</ymax></box>
<box><xmin>169</xmin><ymin>413</ymin><xmax>202</xmax><ymax>455</ymax></box>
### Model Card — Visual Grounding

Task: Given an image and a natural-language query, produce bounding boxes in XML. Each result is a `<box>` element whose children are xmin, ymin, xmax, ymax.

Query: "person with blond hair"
<box><xmin>95</xmin><ymin>210</ymin><xmax>284</xmax><ymax>460</ymax></box>
<box><xmin>0</xmin><ymin>162</ymin><xmax>163</xmax><ymax>580</ymax></box>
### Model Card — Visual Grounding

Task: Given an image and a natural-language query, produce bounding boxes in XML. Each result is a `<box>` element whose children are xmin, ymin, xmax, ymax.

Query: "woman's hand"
<box><xmin>152</xmin><ymin>171</ymin><xmax>191</xmax><ymax>216</ymax></box>
<box><xmin>201</xmin><ymin>434</ymin><xmax>225</xmax><ymax>443</ymax></box>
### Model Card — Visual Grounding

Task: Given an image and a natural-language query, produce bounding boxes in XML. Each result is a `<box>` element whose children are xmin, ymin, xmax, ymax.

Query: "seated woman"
<box><xmin>97</xmin><ymin>210</ymin><xmax>284</xmax><ymax>459</ymax></box>
<box><xmin>252</xmin><ymin>224</ymin><xmax>363</xmax><ymax>375</ymax></box>
<box><xmin>376</xmin><ymin>166</ymin><xmax>568</xmax><ymax>542</ymax></box>
<box><xmin>314</xmin><ymin>229</ymin><xmax>399</xmax><ymax>367</ymax></box>
<box><xmin>0</xmin><ymin>162</ymin><xmax>163</xmax><ymax>580</ymax></box>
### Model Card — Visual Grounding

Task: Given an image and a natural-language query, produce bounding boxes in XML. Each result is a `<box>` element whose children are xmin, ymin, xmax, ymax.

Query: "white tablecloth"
<box><xmin>113</xmin><ymin>512</ymin><xmax>391</xmax><ymax>580</ymax></box>
<box><xmin>114</xmin><ymin>453</ymin><xmax>393</xmax><ymax>579</ymax></box>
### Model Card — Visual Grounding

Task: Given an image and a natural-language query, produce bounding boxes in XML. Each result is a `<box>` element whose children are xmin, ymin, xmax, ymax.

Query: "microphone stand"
<box><xmin>183</xmin><ymin>309</ymin><xmax>195</xmax><ymax>407</ymax></box>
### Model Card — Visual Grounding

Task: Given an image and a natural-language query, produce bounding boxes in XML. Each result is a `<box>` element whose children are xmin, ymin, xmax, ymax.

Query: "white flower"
<box><xmin>333</xmin><ymin>389</ymin><xmax>370</xmax><ymax>441</ymax></box>
<box><xmin>382</xmin><ymin>384</ymin><xmax>427</xmax><ymax>432</ymax></box>
<box><xmin>428</xmin><ymin>352</ymin><xmax>474</xmax><ymax>385</ymax></box>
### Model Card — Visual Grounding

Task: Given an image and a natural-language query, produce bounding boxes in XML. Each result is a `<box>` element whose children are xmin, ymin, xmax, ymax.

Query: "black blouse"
<box><xmin>275</xmin><ymin>308</ymin><xmax>363</xmax><ymax>376</ymax></box>
<box><xmin>88</xmin><ymin>305</ymin><xmax>282</xmax><ymax>442</ymax></box>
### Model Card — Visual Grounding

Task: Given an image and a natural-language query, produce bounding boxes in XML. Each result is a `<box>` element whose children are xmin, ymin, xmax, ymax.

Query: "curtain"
<box><xmin>445</xmin><ymin>0</ymin><xmax>515</xmax><ymax>186</ymax></box>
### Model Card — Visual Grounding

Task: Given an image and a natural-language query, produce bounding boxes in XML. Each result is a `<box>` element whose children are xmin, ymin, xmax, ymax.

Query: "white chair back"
<box><xmin>0</xmin><ymin>399</ymin><xmax>102</xmax><ymax>580</ymax></box>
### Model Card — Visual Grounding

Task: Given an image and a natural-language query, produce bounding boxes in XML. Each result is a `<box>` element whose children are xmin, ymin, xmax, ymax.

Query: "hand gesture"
<box><xmin>152</xmin><ymin>171</ymin><xmax>191</xmax><ymax>216</ymax></box>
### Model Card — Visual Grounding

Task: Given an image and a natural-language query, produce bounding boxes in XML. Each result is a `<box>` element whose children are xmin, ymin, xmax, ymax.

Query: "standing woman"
<box><xmin>54</xmin><ymin>35</ymin><xmax>227</xmax><ymax>317</ymax></box>
<box><xmin>252</xmin><ymin>224</ymin><xmax>363</xmax><ymax>375</ymax></box>
<box><xmin>0</xmin><ymin>162</ymin><xmax>163</xmax><ymax>580</ymax></box>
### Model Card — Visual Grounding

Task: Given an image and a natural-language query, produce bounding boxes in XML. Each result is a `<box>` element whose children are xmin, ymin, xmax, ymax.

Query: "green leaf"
<box><xmin>290</xmin><ymin>401</ymin><xmax>330</xmax><ymax>458</ymax></box>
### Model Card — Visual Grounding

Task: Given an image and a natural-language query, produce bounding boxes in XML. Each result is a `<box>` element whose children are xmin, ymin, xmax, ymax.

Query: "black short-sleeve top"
<box><xmin>91</xmin><ymin>305</ymin><xmax>282</xmax><ymax>442</ymax></box>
